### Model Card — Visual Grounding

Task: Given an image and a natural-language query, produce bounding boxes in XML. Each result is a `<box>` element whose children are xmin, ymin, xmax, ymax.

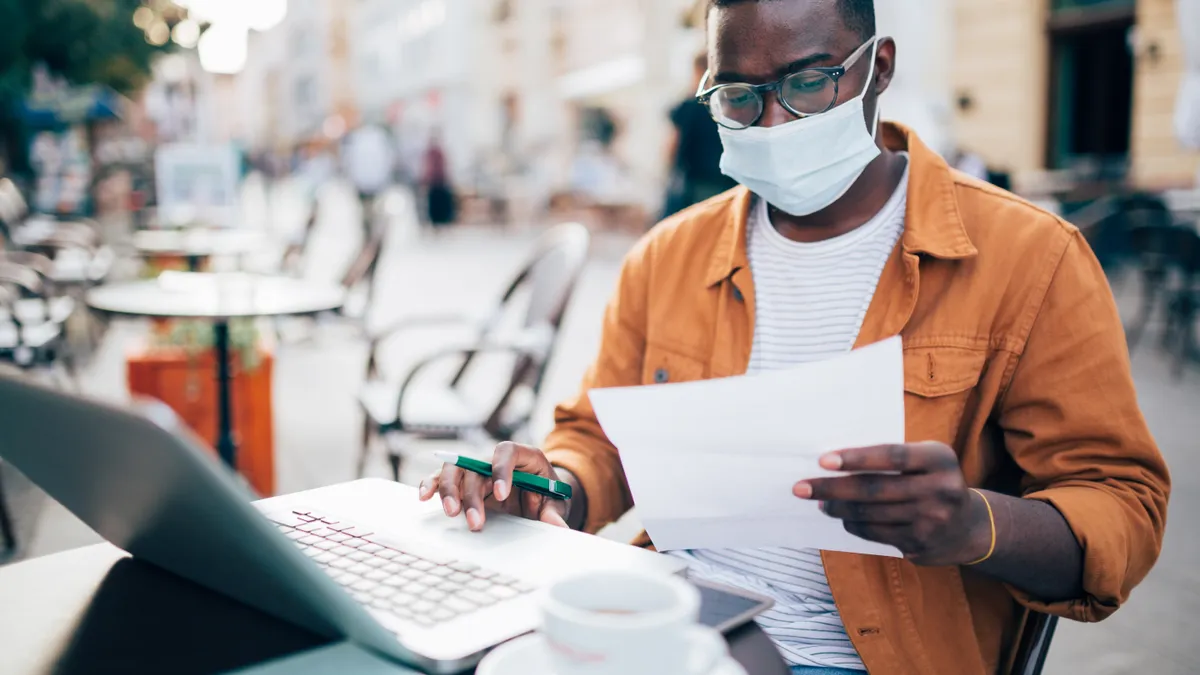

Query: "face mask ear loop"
<box><xmin>861</xmin><ymin>38</ymin><xmax>881</xmax><ymax>138</ymax></box>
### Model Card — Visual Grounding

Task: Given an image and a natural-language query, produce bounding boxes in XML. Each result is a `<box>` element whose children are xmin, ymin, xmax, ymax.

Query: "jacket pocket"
<box><xmin>903</xmin><ymin>346</ymin><xmax>988</xmax><ymax>446</ymax></box>
<box><xmin>641</xmin><ymin>343</ymin><xmax>708</xmax><ymax>386</ymax></box>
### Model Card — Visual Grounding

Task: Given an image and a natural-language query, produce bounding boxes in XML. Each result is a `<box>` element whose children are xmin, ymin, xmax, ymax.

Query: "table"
<box><xmin>0</xmin><ymin>545</ymin><xmax>790</xmax><ymax>675</ymax></box>
<box><xmin>87</xmin><ymin>273</ymin><xmax>344</xmax><ymax>469</ymax></box>
<box><xmin>133</xmin><ymin>229</ymin><xmax>272</xmax><ymax>271</ymax></box>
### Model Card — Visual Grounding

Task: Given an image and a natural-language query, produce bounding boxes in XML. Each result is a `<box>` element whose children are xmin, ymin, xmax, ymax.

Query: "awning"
<box><xmin>18</xmin><ymin>85</ymin><xmax>124</xmax><ymax>129</ymax></box>
<box><xmin>1175</xmin><ymin>0</ymin><xmax>1200</xmax><ymax>149</ymax></box>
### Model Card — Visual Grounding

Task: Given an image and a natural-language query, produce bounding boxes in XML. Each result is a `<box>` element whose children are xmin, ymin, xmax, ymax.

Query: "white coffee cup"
<box><xmin>540</xmin><ymin>570</ymin><xmax>728</xmax><ymax>675</ymax></box>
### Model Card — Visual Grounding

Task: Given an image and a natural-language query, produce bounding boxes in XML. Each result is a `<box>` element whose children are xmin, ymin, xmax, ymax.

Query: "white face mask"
<box><xmin>717</xmin><ymin>39</ymin><xmax>881</xmax><ymax>217</ymax></box>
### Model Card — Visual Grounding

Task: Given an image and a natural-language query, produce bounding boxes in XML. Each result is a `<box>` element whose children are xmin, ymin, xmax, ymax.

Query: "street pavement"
<box><xmin>4</xmin><ymin>180</ymin><xmax>1198</xmax><ymax>673</ymax></box>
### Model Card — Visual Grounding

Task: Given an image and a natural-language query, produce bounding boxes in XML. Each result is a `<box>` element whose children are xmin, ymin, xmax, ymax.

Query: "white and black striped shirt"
<box><xmin>671</xmin><ymin>158</ymin><xmax>909</xmax><ymax>670</ymax></box>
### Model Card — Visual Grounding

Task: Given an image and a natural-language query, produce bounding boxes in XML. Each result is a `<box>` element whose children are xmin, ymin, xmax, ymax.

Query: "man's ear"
<box><xmin>873</xmin><ymin>37</ymin><xmax>898</xmax><ymax>97</ymax></box>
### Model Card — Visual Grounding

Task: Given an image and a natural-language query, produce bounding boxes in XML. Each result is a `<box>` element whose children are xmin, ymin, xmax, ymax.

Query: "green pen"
<box><xmin>434</xmin><ymin>451</ymin><xmax>573</xmax><ymax>501</ymax></box>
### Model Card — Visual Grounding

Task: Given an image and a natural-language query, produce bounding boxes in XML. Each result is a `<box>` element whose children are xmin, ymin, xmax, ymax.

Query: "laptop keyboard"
<box><xmin>268</xmin><ymin>508</ymin><xmax>535</xmax><ymax>629</ymax></box>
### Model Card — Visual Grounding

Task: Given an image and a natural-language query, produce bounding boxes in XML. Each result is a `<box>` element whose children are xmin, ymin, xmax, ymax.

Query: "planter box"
<box><xmin>126</xmin><ymin>342</ymin><xmax>275</xmax><ymax>496</ymax></box>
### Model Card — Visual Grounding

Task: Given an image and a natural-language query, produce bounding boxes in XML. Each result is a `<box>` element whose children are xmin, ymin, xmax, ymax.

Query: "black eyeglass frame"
<box><xmin>695</xmin><ymin>37</ymin><xmax>877</xmax><ymax>130</ymax></box>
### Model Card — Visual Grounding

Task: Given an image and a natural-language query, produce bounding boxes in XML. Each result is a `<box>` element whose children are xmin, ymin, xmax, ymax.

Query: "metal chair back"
<box><xmin>454</xmin><ymin>223</ymin><xmax>590</xmax><ymax>439</ymax></box>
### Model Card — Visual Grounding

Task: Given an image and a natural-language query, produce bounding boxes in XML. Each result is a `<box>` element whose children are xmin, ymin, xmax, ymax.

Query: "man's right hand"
<box><xmin>418</xmin><ymin>441</ymin><xmax>570</xmax><ymax>532</ymax></box>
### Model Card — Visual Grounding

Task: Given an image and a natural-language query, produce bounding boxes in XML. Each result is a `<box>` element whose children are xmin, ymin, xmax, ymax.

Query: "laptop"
<box><xmin>0</xmin><ymin>375</ymin><xmax>685</xmax><ymax>674</ymax></box>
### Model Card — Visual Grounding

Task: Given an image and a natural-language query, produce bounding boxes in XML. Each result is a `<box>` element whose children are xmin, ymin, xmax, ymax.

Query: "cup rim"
<box><xmin>541</xmin><ymin>570</ymin><xmax>701</xmax><ymax>630</ymax></box>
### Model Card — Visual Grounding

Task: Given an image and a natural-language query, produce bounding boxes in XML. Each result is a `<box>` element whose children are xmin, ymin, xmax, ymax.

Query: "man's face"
<box><xmin>707</xmin><ymin>0</ymin><xmax>887</xmax><ymax>129</ymax></box>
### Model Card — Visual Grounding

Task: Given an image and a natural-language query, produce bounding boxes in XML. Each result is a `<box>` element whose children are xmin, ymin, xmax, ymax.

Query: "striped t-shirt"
<box><xmin>671</xmin><ymin>158</ymin><xmax>909</xmax><ymax>670</ymax></box>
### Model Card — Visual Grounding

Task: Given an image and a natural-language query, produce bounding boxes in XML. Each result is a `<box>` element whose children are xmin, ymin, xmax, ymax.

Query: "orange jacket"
<box><xmin>543</xmin><ymin>124</ymin><xmax>1170</xmax><ymax>674</ymax></box>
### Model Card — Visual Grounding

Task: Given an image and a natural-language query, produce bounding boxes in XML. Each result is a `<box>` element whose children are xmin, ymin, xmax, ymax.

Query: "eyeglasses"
<box><xmin>696</xmin><ymin>37</ymin><xmax>877</xmax><ymax>130</ymax></box>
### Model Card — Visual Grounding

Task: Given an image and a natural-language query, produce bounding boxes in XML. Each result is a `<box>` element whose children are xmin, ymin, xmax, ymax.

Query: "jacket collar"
<box><xmin>704</xmin><ymin>122</ymin><xmax>979</xmax><ymax>288</ymax></box>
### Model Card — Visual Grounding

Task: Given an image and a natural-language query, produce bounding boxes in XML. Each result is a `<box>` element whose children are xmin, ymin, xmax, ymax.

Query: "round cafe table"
<box><xmin>133</xmin><ymin>229</ymin><xmax>272</xmax><ymax>271</ymax></box>
<box><xmin>87</xmin><ymin>273</ymin><xmax>344</xmax><ymax>470</ymax></box>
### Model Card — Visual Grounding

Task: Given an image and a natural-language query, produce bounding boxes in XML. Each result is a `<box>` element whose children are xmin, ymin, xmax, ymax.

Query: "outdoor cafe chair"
<box><xmin>0</xmin><ymin>262</ymin><xmax>77</xmax><ymax>387</ymax></box>
<box><xmin>356</xmin><ymin>222</ymin><xmax>590</xmax><ymax>480</ymax></box>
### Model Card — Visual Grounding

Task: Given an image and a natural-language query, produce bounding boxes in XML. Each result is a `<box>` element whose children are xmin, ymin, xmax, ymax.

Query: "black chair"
<box><xmin>1008</xmin><ymin>611</ymin><xmax>1058</xmax><ymax>675</ymax></box>
<box><xmin>357</xmin><ymin>223</ymin><xmax>590</xmax><ymax>480</ymax></box>
<box><xmin>1161</xmin><ymin>227</ymin><xmax>1200</xmax><ymax>378</ymax></box>
<box><xmin>1122</xmin><ymin>194</ymin><xmax>1187</xmax><ymax>353</ymax></box>
<box><xmin>0</xmin><ymin>262</ymin><xmax>77</xmax><ymax>387</ymax></box>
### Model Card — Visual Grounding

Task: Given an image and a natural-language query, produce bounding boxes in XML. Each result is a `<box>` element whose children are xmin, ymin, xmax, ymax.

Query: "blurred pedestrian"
<box><xmin>422</xmin><ymin>131</ymin><xmax>456</xmax><ymax>230</ymax></box>
<box><xmin>662</xmin><ymin>52</ymin><xmax>737</xmax><ymax>219</ymax></box>
<box><xmin>343</xmin><ymin>123</ymin><xmax>395</xmax><ymax>237</ymax></box>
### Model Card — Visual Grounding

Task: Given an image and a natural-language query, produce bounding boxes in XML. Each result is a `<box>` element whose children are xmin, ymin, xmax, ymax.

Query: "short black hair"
<box><xmin>708</xmin><ymin>0</ymin><xmax>876</xmax><ymax>41</ymax></box>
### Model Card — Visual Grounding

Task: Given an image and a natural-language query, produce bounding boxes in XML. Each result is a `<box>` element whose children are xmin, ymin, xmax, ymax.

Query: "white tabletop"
<box><xmin>86</xmin><ymin>273</ymin><xmax>345</xmax><ymax>320</ymax></box>
<box><xmin>133</xmin><ymin>229</ymin><xmax>271</xmax><ymax>257</ymax></box>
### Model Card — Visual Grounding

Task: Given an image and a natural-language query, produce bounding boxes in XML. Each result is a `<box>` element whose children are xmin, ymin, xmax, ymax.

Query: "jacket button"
<box><xmin>654</xmin><ymin>368</ymin><xmax>669</xmax><ymax>384</ymax></box>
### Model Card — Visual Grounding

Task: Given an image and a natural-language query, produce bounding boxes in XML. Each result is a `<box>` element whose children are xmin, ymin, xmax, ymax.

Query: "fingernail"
<box><xmin>418</xmin><ymin>482</ymin><xmax>429</xmax><ymax>498</ymax></box>
<box><xmin>494</xmin><ymin>480</ymin><xmax>509</xmax><ymax>501</ymax></box>
<box><xmin>467</xmin><ymin>508</ymin><xmax>482</xmax><ymax>531</ymax></box>
<box><xmin>443</xmin><ymin>497</ymin><xmax>459</xmax><ymax>515</ymax></box>
<box><xmin>820</xmin><ymin>453</ymin><xmax>843</xmax><ymax>470</ymax></box>
<box><xmin>794</xmin><ymin>482</ymin><xmax>813</xmax><ymax>499</ymax></box>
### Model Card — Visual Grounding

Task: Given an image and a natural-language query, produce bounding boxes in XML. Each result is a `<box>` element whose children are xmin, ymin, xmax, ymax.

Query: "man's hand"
<box><xmin>418</xmin><ymin>441</ymin><xmax>570</xmax><ymax>532</ymax></box>
<box><xmin>794</xmin><ymin>442</ymin><xmax>991</xmax><ymax>567</ymax></box>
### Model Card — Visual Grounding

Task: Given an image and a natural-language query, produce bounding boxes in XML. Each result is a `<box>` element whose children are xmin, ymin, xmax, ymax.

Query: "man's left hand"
<box><xmin>793</xmin><ymin>442</ymin><xmax>991</xmax><ymax>567</ymax></box>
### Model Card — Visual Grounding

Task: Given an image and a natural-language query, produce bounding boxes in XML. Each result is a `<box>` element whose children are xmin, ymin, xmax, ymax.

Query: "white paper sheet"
<box><xmin>588</xmin><ymin>337</ymin><xmax>906</xmax><ymax>557</ymax></box>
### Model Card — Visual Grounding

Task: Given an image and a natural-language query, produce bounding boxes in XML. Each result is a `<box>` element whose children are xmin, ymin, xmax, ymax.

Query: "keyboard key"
<box><xmin>402</xmin><ymin>583</ymin><xmax>430</xmax><ymax>596</ymax></box>
<box><xmin>430</xmin><ymin>608</ymin><xmax>457</xmax><ymax>623</ymax></box>
<box><xmin>493</xmin><ymin>574</ymin><xmax>518</xmax><ymax>586</ymax></box>
<box><xmin>302</xmin><ymin>547</ymin><xmax>323</xmax><ymax>558</ymax></box>
<box><xmin>421</xmin><ymin>588</ymin><xmax>448</xmax><ymax>602</ymax></box>
<box><xmin>416</xmin><ymin>574</ymin><xmax>444</xmax><ymax>587</ymax></box>
<box><xmin>344</xmin><ymin>537</ymin><xmax>371</xmax><ymax>547</ymax></box>
<box><xmin>365</xmin><ymin>570</ymin><xmax>390</xmax><ymax>581</ymax></box>
<box><xmin>410</xmin><ymin>600</ymin><xmax>435</xmax><ymax>614</ymax></box>
<box><xmin>436</xmin><ymin>580</ymin><xmax>463</xmax><ymax>592</ymax></box>
<box><xmin>487</xmin><ymin>586</ymin><xmax>519</xmax><ymax>600</ymax></box>
<box><xmin>352</xmin><ymin>579</ymin><xmax>375</xmax><ymax>592</ymax></box>
<box><xmin>348</xmin><ymin>563</ymin><xmax>373</xmax><ymax>575</ymax></box>
<box><xmin>330</xmin><ymin>546</ymin><xmax>355</xmax><ymax>557</ymax></box>
<box><xmin>297</xmin><ymin>522</ymin><xmax>323</xmax><ymax>533</ymax></box>
<box><xmin>327</xmin><ymin>533</ymin><xmax>351</xmax><ymax>543</ymax></box>
<box><xmin>370</xmin><ymin>598</ymin><xmax>391</xmax><ymax>610</ymax></box>
<box><xmin>466</xmin><ymin>579</ymin><xmax>493</xmax><ymax>592</ymax></box>
<box><xmin>471</xmin><ymin>569</ymin><xmax>497</xmax><ymax>580</ymax></box>
<box><xmin>359</xmin><ymin>543</ymin><xmax>385</xmax><ymax>554</ymax></box>
<box><xmin>267</xmin><ymin>512</ymin><xmax>308</xmax><ymax>527</ymax></box>
<box><xmin>449</xmin><ymin>562</ymin><xmax>480</xmax><ymax>573</ymax></box>
<box><xmin>458</xmin><ymin>589</ymin><xmax>497</xmax><ymax>607</ymax></box>
<box><xmin>285</xmin><ymin>530</ymin><xmax>307</xmax><ymax>541</ymax></box>
<box><xmin>315</xmin><ymin>552</ymin><xmax>339</xmax><ymax>564</ymax></box>
<box><xmin>312</xmin><ymin>527</ymin><xmax>339</xmax><ymax>537</ymax></box>
<box><xmin>299</xmin><ymin>535</ymin><xmax>322</xmax><ymax>545</ymax></box>
<box><xmin>390</xmin><ymin>592</ymin><xmax>416</xmax><ymax>606</ymax></box>
<box><xmin>427</xmin><ymin>567</ymin><xmax>453</xmax><ymax>578</ymax></box>
<box><xmin>448</xmin><ymin>572</ymin><xmax>473</xmax><ymax>584</ymax></box>
<box><xmin>383</xmin><ymin>577</ymin><xmax>408</xmax><ymax>588</ymax></box>
<box><xmin>443</xmin><ymin>596</ymin><xmax>476</xmax><ymax>613</ymax></box>
<box><xmin>394</xmin><ymin>554</ymin><xmax>418</xmax><ymax>565</ymax></box>
<box><xmin>330</xmin><ymin>559</ymin><xmax>354</xmax><ymax>570</ymax></box>
<box><xmin>371</xmin><ymin>586</ymin><xmax>398</xmax><ymax>598</ymax></box>
<box><xmin>376</xmin><ymin>549</ymin><xmax>400</xmax><ymax>560</ymax></box>
<box><xmin>410</xmin><ymin>560</ymin><xmax>435</xmax><ymax>572</ymax></box>
<box><xmin>400</xmin><ymin>569</ymin><xmax>424</xmax><ymax>581</ymax></box>
<box><xmin>348</xmin><ymin>551</ymin><xmax>372</xmax><ymax>562</ymax></box>
<box><xmin>313</xmin><ymin>540</ymin><xmax>338</xmax><ymax>551</ymax></box>
<box><xmin>382</xmin><ymin>562</ymin><xmax>404</xmax><ymax>574</ymax></box>
<box><xmin>364</xmin><ymin>558</ymin><xmax>389</xmax><ymax>568</ymax></box>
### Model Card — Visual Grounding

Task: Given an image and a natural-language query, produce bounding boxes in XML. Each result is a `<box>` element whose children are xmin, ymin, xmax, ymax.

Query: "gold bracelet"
<box><xmin>965</xmin><ymin>488</ymin><xmax>996</xmax><ymax>566</ymax></box>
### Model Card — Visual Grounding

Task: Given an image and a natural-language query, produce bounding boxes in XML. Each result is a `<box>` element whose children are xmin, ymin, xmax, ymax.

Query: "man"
<box><xmin>420</xmin><ymin>1</ymin><xmax>1170</xmax><ymax>673</ymax></box>
<box><xmin>663</xmin><ymin>52</ymin><xmax>738</xmax><ymax>218</ymax></box>
<box><xmin>342</xmin><ymin>123</ymin><xmax>395</xmax><ymax>237</ymax></box>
